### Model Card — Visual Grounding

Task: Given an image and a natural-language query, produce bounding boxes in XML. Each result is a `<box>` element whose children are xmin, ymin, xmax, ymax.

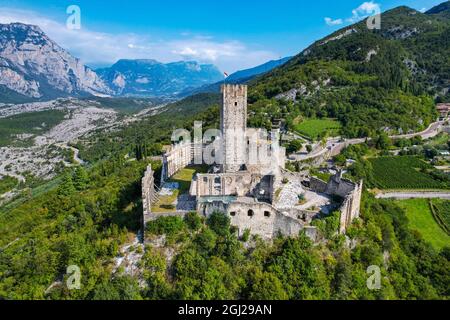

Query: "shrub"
<box><xmin>207</xmin><ymin>212</ymin><xmax>231</xmax><ymax>237</ymax></box>
<box><xmin>146</xmin><ymin>216</ymin><xmax>185</xmax><ymax>236</ymax></box>
<box><xmin>184</xmin><ymin>211</ymin><xmax>203</xmax><ymax>231</ymax></box>
<box><xmin>287</xmin><ymin>139</ymin><xmax>303</xmax><ymax>154</ymax></box>
<box><xmin>241</xmin><ymin>229</ymin><xmax>251</xmax><ymax>242</ymax></box>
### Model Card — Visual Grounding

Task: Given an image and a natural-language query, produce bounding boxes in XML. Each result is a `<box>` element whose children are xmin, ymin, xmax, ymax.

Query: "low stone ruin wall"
<box><xmin>309</xmin><ymin>174</ymin><xmax>363</xmax><ymax>234</ymax></box>
<box><xmin>162</xmin><ymin>142</ymin><xmax>193</xmax><ymax>182</ymax></box>
<box><xmin>198</xmin><ymin>198</ymin><xmax>317</xmax><ymax>241</ymax></box>
<box><xmin>339</xmin><ymin>180</ymin><xmax>363</xmax><ymax>234</ymax></box>
<box><xmin>142</xmin><ymin>165</ymin><xmax>155</xmax><ymax>226</ymax></box>
<box><xmin>310</xmin><ymin>177</ymin><xmax>328</xmax><ymax>193</ymax></box>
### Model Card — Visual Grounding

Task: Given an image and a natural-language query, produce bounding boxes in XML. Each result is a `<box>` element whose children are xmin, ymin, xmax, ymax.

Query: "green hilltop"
<box><xmin>248</xmin><ymin>3</ymin><xmax>449</xmax><ymax>138</ymax></box>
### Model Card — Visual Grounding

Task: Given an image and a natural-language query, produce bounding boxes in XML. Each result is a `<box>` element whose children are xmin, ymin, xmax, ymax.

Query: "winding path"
<box><xmin>289</xmin><ymin>120</ymin><xmax>448</xmax><ymax>163</ymax></box>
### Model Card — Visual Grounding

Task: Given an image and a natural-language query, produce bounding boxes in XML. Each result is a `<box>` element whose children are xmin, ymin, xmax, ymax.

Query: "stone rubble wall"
<box><xmin>162</xmin><ymin>142</ymin><xmax>193</xmax><ymax>182</ymax></box>
<box><xmin>310</xmin><ymin>177</ymin><xmax>328</xmax><ymax>193</ymax></box>
<box><xmin>142</xmin><ymin>165</ymin><xmax>155</xmax><ymax>226</ymax></box>
<box><xmin>339</xmin><ymin>180</ymin><xmax>363</xmax><ymax>234</ymax></box>
<box><xmin>198</xmin><ymin>199</ymin><xmax>317</xmax><ymax>241</ymax></box>
<box><xmin>193</xmin><ymin>172</ymin><xmax>273</xmax><ymax>202</ymax></box>
<box><xmin>326</xmin><ymin>175</ymin><xmax>355</xmax><ymax>198</ymax></box>
<box><xmin>310</xmin><ymin>173</ymin><xmax>363</xmax><ymax>234</ymax></box>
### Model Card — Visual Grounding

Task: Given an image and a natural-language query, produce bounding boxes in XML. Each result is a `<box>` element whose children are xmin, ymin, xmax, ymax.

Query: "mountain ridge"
<box><xmin>180</xmin><ymin>56</ymin><xmax>292</xmax><ymax>96</ymax></box>
<box><xmin>0</xmin><ymin>23</ymin><xmax>228</xmax><ymax>102</ymax></box>
<box><xmin>426</xmin><ymin>0</ymin><xmax>450</xmax><ymax>18</ymax></box>
<box><xmin>96</xmin><ymin>59</ymin><xmax>224</xmax><ymax>97</ymax></box>
<box><xmin>0</xmin><ymin>22</ymin><xmax>112</xmax><ymax>102</ymax></box>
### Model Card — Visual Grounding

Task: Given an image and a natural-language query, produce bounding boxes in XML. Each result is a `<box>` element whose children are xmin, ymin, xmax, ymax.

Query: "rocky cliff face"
<box><xmin>0</xmin><ymin>23</ymin><xmax>111</xmax><ymax>100</ymax></box>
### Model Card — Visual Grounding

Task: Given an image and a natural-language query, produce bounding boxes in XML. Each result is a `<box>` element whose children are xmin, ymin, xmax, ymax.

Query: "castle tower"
<box><xmin>220</xmin><ymin>84</ymin><xmax>247</xmax><ymax>173</ymax></box>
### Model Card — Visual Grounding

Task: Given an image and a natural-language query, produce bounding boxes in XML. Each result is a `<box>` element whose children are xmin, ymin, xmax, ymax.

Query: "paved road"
<box><xmin>390</xmin><ymin>120</ymin><xmax>446</xmax><ymax>140</ymax></box>
<box><xmin>375</xmin><ymin>191</ymin><xmax>450</xmax><ymax>200</ymax></box>
<box><xmin>288</xmin><ymin>120</ymin><xmax>447</xmax><ymax>163</ymax></box>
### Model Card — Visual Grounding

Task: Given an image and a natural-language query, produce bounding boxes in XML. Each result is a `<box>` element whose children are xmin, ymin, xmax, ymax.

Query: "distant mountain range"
<box><xmin>426</xmin><ymin>0</ymin><xmax>450</xmax><ymax>18</ymax></box>
<box><xmin>0</xmin><ymin>22</ymin><xmax>289</xmax><ymax>103</ymax></box>
<box><xmin>96</xmin><ymin>59</ymin><xmax>224</xmax><ymax>97</ymax></box>
<box><xmin>180</xmin><ymin>56</ymin><xmax>292</xmax><ymax>96</ymax></box>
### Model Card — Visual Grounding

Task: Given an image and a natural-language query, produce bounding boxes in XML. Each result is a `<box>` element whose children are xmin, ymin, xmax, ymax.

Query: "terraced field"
<box><xmin>430</xmin><ymin>200</ymin><xmax>450</xmax><ymax>235</ymax></box>
<box><xmin>369</xmin><ymin>156</ymin><xmax>449</xmax><ymax>190</ymax></box>
<box><xmin>294</xmin><ymin>118</ymin><xmax>341</xmax><ymax>140</ymax></box>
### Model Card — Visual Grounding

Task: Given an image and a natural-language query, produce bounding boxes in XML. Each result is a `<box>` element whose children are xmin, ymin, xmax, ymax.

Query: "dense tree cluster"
<box><xmin>139</xmin><ymin>203</ymin><xmax>449</xmax><ymax>300</ymax></box>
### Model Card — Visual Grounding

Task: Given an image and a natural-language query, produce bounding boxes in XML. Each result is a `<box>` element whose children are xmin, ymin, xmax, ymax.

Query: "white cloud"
<box><xmin>324</xmin><ymin>17</ymin><xmax>343</xmax><ymax>26</ymax></box>
<box><xmin>347</xmin><ymin>1</ymin><xmax>381</xmax><ymax>23</ymax></box>
<box><xmin>0</xmin><ymin>7</ymin><xmax>277</xmax><ymax>72</ymax></box>
<box><xmin>324</xmin><ymin>2</ymin><xmax>381</xmax><ymax>27</ymax></box>
<box><xmin>419</xmin><ymin>7</ymin><xmax>427</xmax><ymax>13</ymax></box>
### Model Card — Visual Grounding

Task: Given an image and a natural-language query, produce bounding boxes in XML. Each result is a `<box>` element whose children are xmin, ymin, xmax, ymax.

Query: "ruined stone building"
<box><xmin>142</xmin><ymin>84</ymin><xmax>363</xmax><ymax>240</ymax></box>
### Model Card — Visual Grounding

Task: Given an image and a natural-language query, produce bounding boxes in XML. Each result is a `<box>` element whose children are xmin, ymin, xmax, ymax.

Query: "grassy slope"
<box><xmin>397</xmin><ymin>199</ymin><xmax>450</xmax><ymax>250</ymax></box>
<box><xmin>294</xmin><ymin>118</ymin><xmax>341</xmax><ymax>139</ymax></box>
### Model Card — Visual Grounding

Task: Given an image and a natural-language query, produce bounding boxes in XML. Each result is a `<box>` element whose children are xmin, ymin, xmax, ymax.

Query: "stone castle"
<box><xmin>142</xmin><ymin>84</ymin><xmax>363</xmax><ymax>240</ymax></box>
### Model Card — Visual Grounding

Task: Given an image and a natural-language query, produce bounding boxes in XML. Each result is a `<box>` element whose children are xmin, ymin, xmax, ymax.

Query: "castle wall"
<box><xmin>193</xmin><ymin>172</ymin><xmax>273</xmax><ymax>202</ymax></box>
<box><xmin>162</xmin><ymin>142</ymin><xmax>193</xmax><ymax>181</ymax></box>
<box><xmin>338</xmin><ymin>180</ymin><xmax>363</xmax><ymax>234</ymax></box>
<box><xmin>310</xmin><ymin>177</ymin><xmax>328</xmax><ymax>193</ymax></box>
<box><xmin>142</xmin><ymin>165</ymin><xmax>156</xmax><ymax>226</ymax></box>
<box><xmin>326</xmin><ymin>175</ymin><xmax>355</xmax><ymax>198</ymax></box>
<box><xmin>198</xmin><ymin>198</ymin><xmax>317</xmax><ymax>241</ymax></box>
<box><xmin>310</xmin><ymin>173</ymin><xmax>363</xmax><ymax>234</ymax></box>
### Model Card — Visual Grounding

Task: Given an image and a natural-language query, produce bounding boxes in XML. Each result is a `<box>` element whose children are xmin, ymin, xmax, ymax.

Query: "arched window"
<box><xmin>264</xmin><ymin>211</ymin><xmax>271</xmax><ymax>218</ymax></box>
<box><xmin>230</xmin><ymin>211</ymin><xmax>236</xmax><ymax>217</ymax></box>
<box><xmin>248</xmin><ymin>210</ymin><xmax>254</xmax><ymax>217</ymax></box>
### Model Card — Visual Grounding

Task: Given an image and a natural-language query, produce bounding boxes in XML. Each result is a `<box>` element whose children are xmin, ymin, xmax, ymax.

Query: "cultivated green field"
<box><xmin>397</xmin><ymin>199</ymin><xmax>450</xmax><ymax>251</ymax></box>
<box><xmin>369</xmin><ymin>156</ymin><xmax>449</xmax><ymax>190</ymax></box>
<box><xmin>431</xmin><ymin>200</ymin><xmax>450</xmax><ymax>234</ymax></box>
<box><xmin>0</xmin><ymin>110</ymin><xmax>66</xmax><ymax>146</ymax></box>
<box><xmin>293</xmin><ymin>118</ymin><xmax>341</xmax><ymax>140</ymax></box>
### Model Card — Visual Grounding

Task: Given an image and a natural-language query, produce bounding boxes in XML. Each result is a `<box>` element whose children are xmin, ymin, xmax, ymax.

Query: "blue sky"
<box><xmin>0</xmin><ymin>0</ymin><xmax>444</xmax><ymax>72</ymax></box>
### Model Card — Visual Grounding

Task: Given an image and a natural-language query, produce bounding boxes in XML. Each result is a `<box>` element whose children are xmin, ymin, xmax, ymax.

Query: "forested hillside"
<box><xmin>1</xmin><ymin>162</ymin><xmax>448</xmax><ymax>299</ymax></box>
